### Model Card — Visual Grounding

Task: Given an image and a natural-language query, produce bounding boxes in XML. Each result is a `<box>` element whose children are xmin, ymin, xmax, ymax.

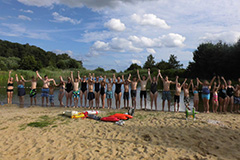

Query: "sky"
<box><xmin>0</xmin><ymin>0</ymin><xmax>240</xmax><ymax>71</ymax></box>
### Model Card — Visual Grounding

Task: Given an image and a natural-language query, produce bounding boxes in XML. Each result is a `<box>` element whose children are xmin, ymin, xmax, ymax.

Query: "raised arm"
<box><xmin>191</xmin><ymin>79</ymin><xmax>194</xmax><ymax>90</ymax></box>
<box><xmin>92</xmin><ymin>73</ymin><xmax>95</xmax><ymax>83</ymax></box>
<box><xmin>8</xmin><ymin>70</ymin><xmax>12</xmax><ymax>82</ymax></box>
<box><xmin>217</xmin><ymin>76</ymin><xmax>221</xmax><ymax>90</ymax></box>
<box><xmin>20</xmin><ymin>75</ymin><xmax>31</xmax><ymax>82</ymax></box>
<box><xmin>53</xmin><ymin>80</ymin><xmax>57</xmax><ymax>86</ymax></box>
<box><xmin>71</xmin><ymin>71</ymin><xmax>74</xmax><ymax>83</ymax></box>
<box><xmin>137</xmin><ymin>70</ymin><xmax>141</xmax><ymax>81</ymax></box>
<box><xmin>15</xmin><ymin>74</ymin><xmax>19</xmax><ymax>82</ymax></box>
<box><xmin>128</xmin><ymin>74</ymin><xmax>131</xmax><ymax>81</ymax></box>
<box><xmin>113</xmin><ymin>73</ymin><xmax>116</xmax><ymax>83</ymax></box>
<box><xmin>148</xmin><ymin>69</ymin><xmax>152</xmax><ymax>83</ymax></box>
<box><xmin>60</xmin><ymin>76</ymin><xmax>64</xmax><ymax>82</ymax></box>
<box><xmin>175</xmin><ymin>76</ymin><xmax>179</xmax><ymax>88</ymax></box>
<box><xmin>196</xmin><ymin>78</ymin><xmax>203</xmax><ymax>85</ymax></box>
<box><xmin>36</xmin><ymin>71</ymin><xmax>42</xmax><ymax>80</ymax></box>
<box><xmin>221</xmin><ymin>76</ymin><xmax>227</xmax><ymax>87</ymax></box>
<box><xmin>180</xmin><ymin>78</ymin><xmax>187</xmax><ymax>88</ymax></box>
<box><xmin>209</xmin><ymin>76</ymin><xmax>216</xmax><ymax>86</ymax></box>
<box><xmin>188</xmin><ymin>79</ymin><xmax>193</xmax><ymax>90</ymax></box>
<box><xmin>156</xmin><ymin>69</ymin><xmax>160</xmax><ymax>82</ymax></box>
<box><xmin>146</xmin><ymin>68</ymin><xmax>150</xmax><ymax>82</ymax></box>
<box><xmin>78</xmin><ymin>71</ymin><xmax>81</xmax><ymax>82</ymax></box>
<box><xmin>159</xmin><ymin>69</ymin><xmax>164</xmax><ymax>82</ymax></box>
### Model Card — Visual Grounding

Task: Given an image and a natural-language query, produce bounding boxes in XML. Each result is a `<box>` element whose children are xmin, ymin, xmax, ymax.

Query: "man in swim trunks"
<box><xmin>106</xmin><ymin>76</ymin><xmax>114</xmax><ymax>109</ymax></box>
<box><xmin>174</xmin><ymin>76</ymin><xmax>187</xmax><ymax>112</ymax></box>
<box><xmin>123</xmin><ymin>74</ymin><xmax>131</xmax><ymax>109</ymax></box>
<box><xmin>21</xmin><ymin>75</ymin><xmax>38</xmax><ymax>106</ymax></box>
<box><xmin>233</xmin><ymin>84</ymin><xmax>240</xmax><ymax>113</ymax></box>
<box><xmin>88</xmin><ymin>73</ymin><xmax>95</xmax><ymax>109</ymax></box>
<box><xmin>137</xmin><ymin>69</ymin><xmax>150</xmax><ymax>110</ymax></box>
<box><xmin>36</xmin><ymin>71</ymin><xmax>55</xmax><ymax>107</ymax></box>
<box><xmin>15</xmin><ymin>74</ymin><xmax>26</xmax><ymax>107</ymax></box>
<box><xmin>183</xmin><ymin>79</ymin><xmax>192</xmax><ymax>110</ymax></box>
<box><xmin>71</xmin><ymin>71</ymin><xmax>80</xmax><ymax>108</ymax></box>
<box><xmin>49</xmin><ymin>80</ymin><xmax>57</xmax><ymax>107</ymax></box>
<box><xmin>130</xmin><ymin>75</ymin><xmax>138</xmax><ymax>109</ymax></box>
<box><xmin>159</xmin><ymin>70</ymin><xmax>175</xmax><ymax>111</ymax></box>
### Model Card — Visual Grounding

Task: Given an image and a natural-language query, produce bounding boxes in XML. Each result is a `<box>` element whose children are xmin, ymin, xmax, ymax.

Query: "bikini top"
<box><xmin>8</xmin><ymin>83</ymin><xmax>13</xmax><ymax>86</ymax></box>
<box><xmin>18</xmin><ymin>84</ymin><xmax>24</xmax><ymax>88</ymax></box>
<box><xmin>193</xmin><ymin>90</ymin><xmax>198</xmax><ymax>94</ymax></box>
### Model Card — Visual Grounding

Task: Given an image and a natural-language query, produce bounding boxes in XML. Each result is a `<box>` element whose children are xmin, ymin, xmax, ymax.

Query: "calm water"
<box><xmin>0</xmin><ymin>85</ymin><xmax>195</xmax><ymax>112</ymax></box>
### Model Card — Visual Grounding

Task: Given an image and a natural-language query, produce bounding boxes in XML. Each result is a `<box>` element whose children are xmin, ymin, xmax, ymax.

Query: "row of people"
<box><xmin>6</xmin><ymin>70</ymin><xmax>240</xmax><ymax>113</ymax></box>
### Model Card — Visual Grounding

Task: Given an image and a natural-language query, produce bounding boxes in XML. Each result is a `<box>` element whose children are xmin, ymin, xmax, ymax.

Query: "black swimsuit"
<box><xmin>81</xmin><ymin>81</ymin><xmax>87</xmax><ymax>93</ymax></box>
<box><xmin>150</xmin><ymin>82</ymin><xmax>157</xmax><ymax>94</ymax></box>
<box><xmin>95</xmin><ymin>82</ymin><xmax>100</xmax><ymax>92</ymax></box>
<box><xmin>226</xmin><ymin>87</ymin><xmax>234</xmax><ymax>97</ymax></box>
<box><xmin>65</xmin><ymin>82</ymin><xmax>73</xmax><ymax>93</ymax></box>
<box><xmin>115</xmin><ymin>83</ymin><xmax>122</xmax><ymax>94</ymax></box>
<box><xmin>7</xmin><ymin>83</ymin><xmax>14</xmax><ymax>92</ymax></box>
<box><xmin>218</xmin><ymin>88</ymin><xmax>227</xmax><ymax>99</ymax></box>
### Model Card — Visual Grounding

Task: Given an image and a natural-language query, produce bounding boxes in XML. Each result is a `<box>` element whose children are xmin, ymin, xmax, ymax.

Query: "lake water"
<box><xmin>0</xmin><ymin>85</ymin><xmax>197</xmax><ymax>112</ymax></box>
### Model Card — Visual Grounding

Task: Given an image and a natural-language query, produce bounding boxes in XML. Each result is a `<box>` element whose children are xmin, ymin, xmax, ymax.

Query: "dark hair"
<box><xmin>44</xmin><ymin>75</ymin><xmax>48</xmax><ymax>78</ymax></box>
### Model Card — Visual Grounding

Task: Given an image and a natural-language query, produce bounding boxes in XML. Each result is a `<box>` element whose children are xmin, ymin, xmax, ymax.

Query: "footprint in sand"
<box><xmin>142</xmin><ymin>134</ymin><xmax>152</xmax><ymax>142</ymax></box>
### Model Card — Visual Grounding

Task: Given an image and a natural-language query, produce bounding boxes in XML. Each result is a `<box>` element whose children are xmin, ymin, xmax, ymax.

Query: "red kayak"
<box><xmin>109</xmin><ymin>113</ymin><xmax>133</xmax><ymax>120</ymax></box>
<box><xmin>101</xmin><ymin>117</ymin><xmax>120</xmax><ymax>122</ymax></box>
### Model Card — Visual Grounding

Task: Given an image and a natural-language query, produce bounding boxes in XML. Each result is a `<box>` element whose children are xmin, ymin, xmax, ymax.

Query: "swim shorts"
<box><xmin>174</xmin><ymin>95</ymin><xmax>180</xmax><ymax>103</ymax></box>
<box><xmin>49</xmin><ymin>95</ymin><xmax>54</xmax><ymax>104</ymax></box>
<box><xmin>202</xmin><ymin>93</ymin><xmax>210</xmax><ymax>100</ymax></box>
<box><xmin>106</xmin><ymin>91</ymin><xmax>113</xmax><ymax>99</ymax></box>
<box><xmin>234</xmin><ymin>96</ymin><xmax>240</xmax><ymax>104</ymax></box>
<box><xmin>162</xmin><ymin>91</ymin><xmax>171</xmax><ymax>101</ymax></box>
<box><xmin>18</xmin><ymin>85</ymin><xmax>26</xmax><ymax>97</ymax></box>
<box><xmin>123</xmin><ymin>92</ymin><xmax>129</xmax><ymax>100</ymax></box>
<box><xmin>140</xmin><ymin>91</ymin><xmax>147</xmax><ymax>99</ymax></box>
<box><xmin>131</xmin><ymin>90</ymin><xmax>137</xmax><ymax>98</ymax></box>
<box><xmin>184</xmin><ymin>96</ymin><xmax>190</xmax><ymax>106</ymax></box>
<box><xmin>88</xmin><ymin>92</ymin><xmax>95</xmax><ymax>100</ymax></box>
<box><xmin>72</xmin><ymin>90</ymin><xmax>80</xmax><ymax>98</ymax></box>
<box><xmin>30</xmin><ymin>89</ymin><xmax>37</xmax><ymax>98</ymax></box>
<box><xmin>41</xmin><ymin>88</ymin><xmax>49</xmax><ymax>97</ymax></box>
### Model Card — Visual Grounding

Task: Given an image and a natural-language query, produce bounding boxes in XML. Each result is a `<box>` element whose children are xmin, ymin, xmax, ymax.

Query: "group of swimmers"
<box><xmin>6</xmin><ymin>70</ymin><xmax>240</xmax><ymax>113</ymax></box>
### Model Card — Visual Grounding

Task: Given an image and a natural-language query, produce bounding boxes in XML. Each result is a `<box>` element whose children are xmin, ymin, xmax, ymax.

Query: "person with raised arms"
<box><xmin>226</xmin><ymin>79</ymin><xmax>235</xmax><ymax>113</ymax></box>
<box><xmin>137</xmin><ymin>69</ymin><xmax>150</xmax><ymax>110</ymax></box>
<box><xmin>123</xmin><ymin>74</ymin><xmax>131</xmax><ymax>109</ymax></box>
<box><xmin>94</xmin><ymin>76</ymin><xmax>101</xmax><ymax>109</ymax></box>
<box><xmin>174</xmin><ymin>76</ymin><xmax>187</xmax><ymax>112</ymax></box>
<box><xmin>212</xmin><ymin>77</ymin><xmax>220</xmax><ymax>113</ymax></box>
<box><xmin>197</xmin><ymin>76</ymin><xmax>216</xmax><ymax>113</ymax></box>
<box><xmin>106</xmin><ymin>75</ymin><xmax>114</xmax><ymax>109</ymax></box>
<box><xmin>159</xmin><ymin>70</ymin><xmax>175</xmax><ymax>112</ymax></box>
<box><xmin>80</xmin><ymin>74</ymin><xmax>88</xmax><ymax>108</ymax></box>
<box><xmin>7</xmin><ymin>70</ymin><xmax>14</xmax><ymax>104</ymax></box>
<box><xmin>113</xmin><ymin>74</ymin><xmax>125</xmax><ymax>109</ymax></box>
<box><xmin>149</xmin><ymin>69</ymin><xmax>160</xmax><ymax>111</ymax></box>
<box><xmin>57</xmin><ymin>76</ymin><xmax>66</xmax><ymax>107</ymax></box>
<box><xmin>64</xmin><ymin>76</ymin><xmax>73</xmax><ymax>108</ymax></box>
<box><xmin>130</xmin><ymin>74</ymin><xmax>139</xmax><ymax>109</ymax></box>
<box><xmin>15</xmin><ymin>74</ymin><xmax>26</xmax><ymax>107</ymax></box>
<box><xmin>100</xmin><ymin>76</ymin><xmax>107</xmax><ymax>109</ymax></box>
<box><xmin>219</xmin><ymin>77</ymin><xmax>228</xmax><ymax>113</ymax></box>
<box><xmin>233</xmin><ymin>84</ymin><xmax>240</xmax><ymax>113</ymax></box>
<box><xmin>36</xmin><ymin>71</ymin><xmax>55</xmax><ymax>107</ymax></box>
<box><xmin>87</xmin><ymin>73</ymin><xmax>95</xmax><ymax>109</ymax></box>
<box><xmin>183</xmin><ymin>79</ymin><xmax>193</xmax><ymax>110</ymax></box>
<box><xmin>71</xmin><ymin>71</ymin><xmax>80</xmax><ymax>108</ymax></box>
<box><xmin>21</xmin><ymin>75</ymin><xmax>38</xmax><ymax>106</ymax></box>
<box><xmin>191</xmin><ymin>79</ymin><xmax>200</xmax><ymax>111</ymax></box>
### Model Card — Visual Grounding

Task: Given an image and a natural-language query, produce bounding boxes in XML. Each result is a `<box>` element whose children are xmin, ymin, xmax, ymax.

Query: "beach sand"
<box><xmin>0</xmin><ymin>104</ymin><xmax>239</xmax><ymax>160</ymax></box>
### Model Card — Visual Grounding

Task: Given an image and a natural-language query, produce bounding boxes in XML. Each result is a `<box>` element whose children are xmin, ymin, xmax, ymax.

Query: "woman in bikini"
<box><xmin>212</xmin><ymin>77</ymin><xmax>220</xmax><ymax>113</ymax></box>
<box><xmin>57</xmin><ymin>76</ymin><xmax>66</xmax><ymax>107</ymax></box>
<box><xmin>149</xmin><ymin>69</ymin><xmax>160</xmax><ymax>111</ymax></box>
<box><xmin>191</xmin><ymin>79</ymin><xmax>199</xmax><ymax>111</ymax></box>
<box><xmin>113</xmin><ymin>74</ymin><xmax>124</xmax><ymax>109</ymax></box>
<box><xmin>7</xmin><ymin>71</ymin><xmax>14</xmax><ymax>104</ymax></box>
<box><xmin>15</xmin><ymin>74</ymin><xmax>26</xmax><ymax>107</ymax></box>
<box><xmin>197</xmin><ymin>76</ymin><xmax>216</xmax><ymax>113</ymax></box>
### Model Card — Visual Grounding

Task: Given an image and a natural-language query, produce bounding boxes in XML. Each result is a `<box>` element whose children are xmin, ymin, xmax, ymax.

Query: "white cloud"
<box><xmin>52</xmin><ymin>12</ymin><xmax>81</xmax><ymax>24</ymax></box>
<box><xmin>104</xmin><ymin>18</ymin><xmax>126</xmax><ymax>32</ymax></box>
<box><xmin>0</xmin><ymin>23</ymin><xmax>50</xmax><ymax>40</ymax></box>
<box><xmin>131</xmin><ymin>13</ymin><xmax>170</xmax><ymax>29</ymax></box>
<box><xmin>159</xmin><ymin>33</ymin><xmax>186</xmax><ymax>47</ymax></box>
<box><xmin>76</xmin><ymin>31</ymin><xmax>114</xmax><ymax>43</ymax></box>
<box><xmin>131</xmin><ymin>59</ymin><xmax>141</xmax><ymax>65</ymax></box>
<box><xmin>110</xmin><ymin>37</ymin><xmax>143</xmax><ymax>52</ymax></box>
<box><xmin>92</xmin><ymin>41</ymin><xmax>109</xmax><ymax>51</ymax></box>
<box><xmin>20</xmin><ymin>9</ymin><xmax>34</xmax><ymax>13</ymax></box>
<box><xmin>200</xmin><ymin>31</ymin><xmax>240</xmax><ymax>44</ymax></box>
<box><xmin>146</xmin><ymin>48</ymin><xmax>156</xmax><ymax>54</ymax></box>
<box><xmin>52</xmin><ymin>49</ymin><xmax>73</xmax><ymax>56</ymax></box>
<box><xmin>18</xmin><ymin>15</ymin><xmax>31</xmax><ymax>21</ymax></box>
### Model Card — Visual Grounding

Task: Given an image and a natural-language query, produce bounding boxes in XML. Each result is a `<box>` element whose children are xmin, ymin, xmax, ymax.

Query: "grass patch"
<box><xmin>0</xmin><ymin>126</ymin><xmax>8</xmax><ymax>130</ymax></box>
<box><xmin>19</xmin><ymin>124</ymin><xmax>27</xmax><ymax>131</ymax></box>
<box><xmin>27</xmin><ymin>115</ymin><xmax>55</xmax><ymax>128</ymax></box>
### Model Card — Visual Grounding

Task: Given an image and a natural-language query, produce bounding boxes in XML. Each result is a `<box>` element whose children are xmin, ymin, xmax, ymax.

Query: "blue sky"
<box><xmin>0</xmin><ymin>0</ymin><xmax>240</xmax><ymax>71</ymax></box>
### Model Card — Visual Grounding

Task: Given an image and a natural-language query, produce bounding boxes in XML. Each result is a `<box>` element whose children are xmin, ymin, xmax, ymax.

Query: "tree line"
<box><xmin>0</xmin><ymin>40</ymin><xmax>83</xmax><ymax>71</ymax></box>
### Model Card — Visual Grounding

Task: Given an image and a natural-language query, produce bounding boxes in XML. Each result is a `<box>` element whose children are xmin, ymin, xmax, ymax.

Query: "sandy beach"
<box><xmin>0</xmin><ymin>104</ymin><xmax>239</xmax><ymax>160</ymax></box>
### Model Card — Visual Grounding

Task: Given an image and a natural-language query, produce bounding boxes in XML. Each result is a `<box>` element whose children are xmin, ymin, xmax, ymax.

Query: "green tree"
<box><xmin>20</xmin><ymin>55</ymin><xmax>39</xmax><ymax>71</ymax></box>
<box><xmin>126</xmin><ymin>63</ymin><xmax>141</xmax><ymax>71</ymax></box>
<box><xmin>168</xmin><ymin>54</ymin><xmax>183</xmax><ymax>69</ymax></box>
<box><xmin>143</xmin><ymin>54</ymin><xmax>155</xmax><ymax>69</ymax></box>
<box><xmin>95</xmin><ymin>67</ymin><xmax>105</xmax><ymax>72</ymax></box>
